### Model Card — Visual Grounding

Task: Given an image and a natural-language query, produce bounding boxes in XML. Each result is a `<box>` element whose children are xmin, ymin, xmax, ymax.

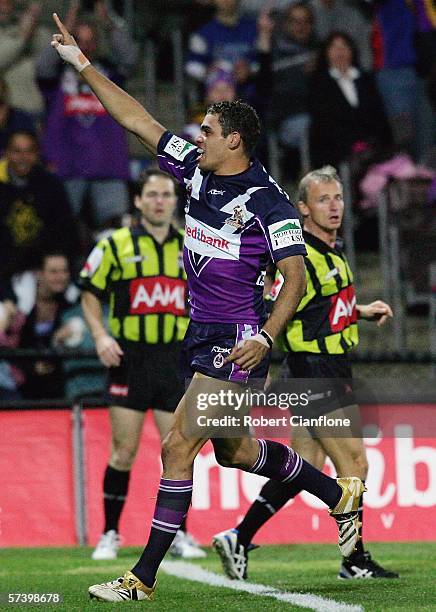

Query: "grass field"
<box><xmin>2</xmin><ymin>542</ymin><xmax>435</xmax><ymax>611</ymax></box>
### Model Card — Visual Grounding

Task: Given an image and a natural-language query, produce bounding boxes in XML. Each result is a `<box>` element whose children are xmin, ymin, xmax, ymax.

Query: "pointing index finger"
<box><xmin>53</xmin><ymin>12</ymin><xmax>68</xmax><ymax>36</ymax></box>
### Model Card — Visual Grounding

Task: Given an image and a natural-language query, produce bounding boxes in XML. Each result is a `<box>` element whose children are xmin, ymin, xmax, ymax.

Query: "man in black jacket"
<box><xmin>0</xmin><ymin>130</ymin><xmax>77</xmax><ymax>281</ymax></box>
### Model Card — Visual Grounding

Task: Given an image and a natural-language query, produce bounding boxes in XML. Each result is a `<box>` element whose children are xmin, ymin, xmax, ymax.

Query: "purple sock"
<box><xmin>249</xmin><ymin>439</ymin><xmax>341</xmax><ymax>508</ymax></box>
<box><xmin>131</xmin><ymin>478</ymin><xmax>193</xmax><ymax>587</ymax></box>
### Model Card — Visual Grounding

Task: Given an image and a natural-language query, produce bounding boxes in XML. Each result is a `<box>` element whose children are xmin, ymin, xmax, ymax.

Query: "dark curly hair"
<box><xmin>206</xmin><ymin>100</ymin><xmax>261</xmax><ymax>157</ymax></box>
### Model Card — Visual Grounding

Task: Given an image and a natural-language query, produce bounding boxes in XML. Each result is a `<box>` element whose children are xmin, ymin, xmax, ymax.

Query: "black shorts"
<box><xmin>279</xmin><ymin>352</ymin><xmax>355</xmax><ymax>417</ymax></box>
<box><xmin>107</xmin><ymin>342</ymin><xmax>183</xmax><ymax>412</ymax></box>
<box><xmin>180</xmin><ymin>320</ymin><xmax>270</xmax><ymax>384</ymax></box>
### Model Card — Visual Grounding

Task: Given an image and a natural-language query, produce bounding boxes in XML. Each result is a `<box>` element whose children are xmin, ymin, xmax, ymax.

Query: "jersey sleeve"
<box><xmin>78</xmin><ymin>238</ymin><xmax>116</xmax><ymax>297</ymax></box>
<box><xmin>157</xmin><ymin>131</ymin><xmax>199</xmax><ymax>185</ymax></box>
<box><xmin>256</xmin><ymin>193</ymin><xmax>307</xmax><ymax>263</ymax></box>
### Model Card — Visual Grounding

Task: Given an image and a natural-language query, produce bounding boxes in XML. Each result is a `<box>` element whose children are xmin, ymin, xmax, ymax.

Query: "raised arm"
<box><xmin>50</xmin><ymin>13</ymin><xmax>165</xmax><ymax>155</ymax></box>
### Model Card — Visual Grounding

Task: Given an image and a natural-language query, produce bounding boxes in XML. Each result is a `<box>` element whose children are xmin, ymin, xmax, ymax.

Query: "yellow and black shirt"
<box><xmin>271</xmin><ymin>231</ymin><xmax>358</xmax><ymax>354</ymax></box>
<box><xmin>79</xmin><ymin>224</ymin><xmax>188</xmax><ymax>344</ymax></box>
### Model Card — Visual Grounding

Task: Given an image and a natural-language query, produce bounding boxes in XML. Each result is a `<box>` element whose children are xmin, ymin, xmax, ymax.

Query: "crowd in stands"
<box><xmin>0</xmin><ymin>0</ymin><xmax>435</xmax><ymax>402</ymax></box>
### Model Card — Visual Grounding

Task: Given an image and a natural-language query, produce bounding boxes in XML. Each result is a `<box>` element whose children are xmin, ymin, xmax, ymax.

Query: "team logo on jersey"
<box><xmin>219</xmin><ymin>187</ymin><xmax>263</xmax><ymax>233</ymax></box>
<box><xmin>268</xmin><ymin>219</ymin><xmax>304</xmax><ymax>250</ymax></box>
<box><xmin>224</xmin><ymin>203</ymin><xmax>250</xmax><ymax>229</ymax></box>
<box><xmin>164</xmin><ymin>135</ymin><xmax>196</xmax><ymax>161</ymax></box>
<box><xmin>329</xmin><ymin>285</ymin><xmax>357</xmax><ymax>332</ymax></box>
<box><xmin>208</xmin><ymin>189</ymin><xmax>226</xmax><ymax>196</ymax></box>
<box><xmin>129</xmin><ymin>277</ymin><xmax>186</xmax><ymax>315</ymax></box>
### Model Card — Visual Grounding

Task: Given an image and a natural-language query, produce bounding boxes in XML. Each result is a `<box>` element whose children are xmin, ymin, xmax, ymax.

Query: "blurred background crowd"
<box><xmin>0</xmin><ymin>0</ymin><xmax>435</xmax><ymax>402</ymax></box>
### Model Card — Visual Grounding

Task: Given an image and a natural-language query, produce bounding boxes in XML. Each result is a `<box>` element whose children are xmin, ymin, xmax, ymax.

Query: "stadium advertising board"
<box><xmin>1</xmin><ymin>405</ymin><xmax>435</xmax><ymax>546</ymax></box>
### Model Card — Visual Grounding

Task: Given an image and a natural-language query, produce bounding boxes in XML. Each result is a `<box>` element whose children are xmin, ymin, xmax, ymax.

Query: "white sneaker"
<box><xmin>169</xmin><ymin>530</ymin><xmax>207</xmax><ymax>559</ymax></box>
<box><xmin>92</xmin><ymin>530</ymin><xmax>121</xmax><ymax>560</ymax></box>
<box><xmin>212</xmin><ymin>529</ymin><xmax>247</xmax><ymax>580</ymax></box>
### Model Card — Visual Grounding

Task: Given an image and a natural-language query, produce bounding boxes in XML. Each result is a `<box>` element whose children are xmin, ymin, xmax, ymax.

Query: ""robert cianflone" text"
<box><xmin>196</xmin><ymin>415</ymin><xmax>351</xmax><ymax>428</ymax></box>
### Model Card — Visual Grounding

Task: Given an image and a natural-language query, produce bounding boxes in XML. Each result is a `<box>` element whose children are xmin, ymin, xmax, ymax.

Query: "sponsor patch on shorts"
<box><xmin>109</xmin><ymin>384</ymin><xmax>128</xmax><ymax>397</ymax></box>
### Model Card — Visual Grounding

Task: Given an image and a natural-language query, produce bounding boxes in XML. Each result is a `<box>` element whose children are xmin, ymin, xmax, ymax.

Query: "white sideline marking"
<box><xmin>161</xmin><ymin>560</ymin><xmax>363</xmax><ymax>612</ymax></box>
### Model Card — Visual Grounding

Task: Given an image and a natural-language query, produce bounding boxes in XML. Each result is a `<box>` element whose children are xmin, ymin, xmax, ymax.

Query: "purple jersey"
<box><xmin>157</xmin><ymin>131</ymin><xmax>306</xmax><ymax>325</ymax></box>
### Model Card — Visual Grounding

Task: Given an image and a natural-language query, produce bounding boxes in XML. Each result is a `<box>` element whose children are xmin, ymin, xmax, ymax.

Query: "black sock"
<box><xmin>291</xmin><ymin>459</ymin><xmax>342</xmax><ymax>509</ymax></box>
<box><xmin>347</xmin><ymin>484</ymin><xmax>365</xmax><ymax>559</ymax></box>
<box><xmin>179</xmin><ymin>515</ymin><xmax>187</xmax><ymax>533</ymax></box>
<box><xmin>103</xmin><ymin>465</ymin><xmax>130</xmax><ymax>533</ymax></box>
<box><xmin>237</xmin><ymin>479</ymin><xmax>302</xmax><ymax>547</ymax></box>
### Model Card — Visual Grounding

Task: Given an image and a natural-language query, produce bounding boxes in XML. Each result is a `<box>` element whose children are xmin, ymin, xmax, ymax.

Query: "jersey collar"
<box><xmin>303</xmin><ymin>230</ymin><xmax>344</xmax><ymax>255</ymax></box>
<box><xmin>133</xmin><ymin>223</ymin><xmax>180</xmax><ymax>242</ymax></box>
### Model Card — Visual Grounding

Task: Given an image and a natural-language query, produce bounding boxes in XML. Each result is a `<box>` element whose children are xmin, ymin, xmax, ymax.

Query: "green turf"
<box><xmin>1</xmin><ymin>543</ymin><xmax>435</xmax><ymax>611</ymax></box>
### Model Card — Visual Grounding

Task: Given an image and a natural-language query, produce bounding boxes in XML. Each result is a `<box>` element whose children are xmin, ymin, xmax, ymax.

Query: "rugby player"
<box><xmin>80</xmin><ymin>169</ymin><xmax>204</xmax><ymax>561</ymax></box>
<box><xmin>50</xmin><ymin>14</ymin><xmax>365</xmax><ymax>601</ymax></box>
<box><xmin>214</xmin><ymin>166</ymin><xmax>398</xmax><ymax>580</ymax></box>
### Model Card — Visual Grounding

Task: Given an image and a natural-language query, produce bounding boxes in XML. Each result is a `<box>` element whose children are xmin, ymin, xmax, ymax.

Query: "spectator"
<box><xmin>240</xmin><ymin>0</ymin><xmax>293</xmax><ymax>18</ymax></box>
<box><xmin>309</xmin><ymin>0</ymin><xmax>372</xmax><ymax>70</ymax></box>
<box><xmin>185</xmin><ymin>0</ymin><xmax>258</xmax><ymax>102</ymax></box>
<box><xmin>19</xmin><ymin>252</ymin><xmax>76</xmax><ymax>400</ymax></box>
<box><xmin>0</xmin><ymin>130</ymin><xmax>77</xmax><ymax>281</ymax></box>
<box><xmin>182</xmin><ymin>67</ymin><xmax>237</xmax><ymax>143</ymax></box>
<box><xmin>370</xmin><ymin>0</ymin><xmax>435</xmax><ymax>158</ymax></box>
<box><xmin>0</xmin><ymin>281</ymin><xmax>26</xmax><ymax>401</ymax></box>
<box><xmin>257</xmin><ymin>4</ymin><xmax>318</xmax><ymax>159</ymax></box>
<box><xmin>0</xmin><ymin>76</ymin><xmax>36</xmax><ymax>156</ymax></box>
<box><xmin>412</xmin><ymin>0</ymin><xmax>436</xmax><ymax>113</ymax></box>
<box><xmin>36</xmin><ymin>8</ymin><xmax>137</xmax><ymax>230</ymax></box>
<box><xmin>308</xmin><ymin>31</ymin><xmax>391</xmax><ymax>168</ymax></box>
<box><xmin>53</xmin><ymin>300</ymin><xmax>107</xmax><ymax>401</ymax></box>
<box><xmin>0</xmin><ymin>0</ymin><xmax>49</xmax><ymax>116</ymax></box>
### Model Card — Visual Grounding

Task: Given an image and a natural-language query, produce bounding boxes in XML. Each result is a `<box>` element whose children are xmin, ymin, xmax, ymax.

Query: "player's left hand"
<box><xmin>225</xmin><ymin>337</ymin><xmax>270</xmax><ymax>371</ymax></box>
<box><xmin>358</xmin><ymin>300</ymin><xmax>393</xmax><ymax>326</ymax></box>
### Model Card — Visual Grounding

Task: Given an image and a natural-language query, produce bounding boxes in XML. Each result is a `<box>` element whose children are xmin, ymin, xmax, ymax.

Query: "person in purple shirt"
<box><xmin>51</xmin><ymin>12</ymin><xmax>366</xmax><ymax>602</ymax></box>
<box><xmin>185</xmin><ymin>0</ymin><xmax>258</xmax><ymax>103</ymax></box>
<box><xmin>37</xmin><ymin>12</ymin><xmax>137</xmax><ymax>229</ymax></box>
<box><xmin>371</xmin><ymin>0</ymin><xmax>435</xmax><ymax>158</ymax></box>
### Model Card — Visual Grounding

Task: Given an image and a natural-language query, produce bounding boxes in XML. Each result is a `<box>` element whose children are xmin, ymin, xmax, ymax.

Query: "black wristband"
<box><xmin>260</xmin><ymin>329</ymin><xmax>273</xmax><ymax>348</ymax></box>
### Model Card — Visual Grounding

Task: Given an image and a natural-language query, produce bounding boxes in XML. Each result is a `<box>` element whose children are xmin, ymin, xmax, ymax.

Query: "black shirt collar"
<box><xmin>132</xmin><ymin>223</ymin><xmax>179</xmax><ymax>242</ymax></box>
<box><xmin>303</xmin><ymin>230</ymin><xmax>344</xmax><ymax>255</ymax></box>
